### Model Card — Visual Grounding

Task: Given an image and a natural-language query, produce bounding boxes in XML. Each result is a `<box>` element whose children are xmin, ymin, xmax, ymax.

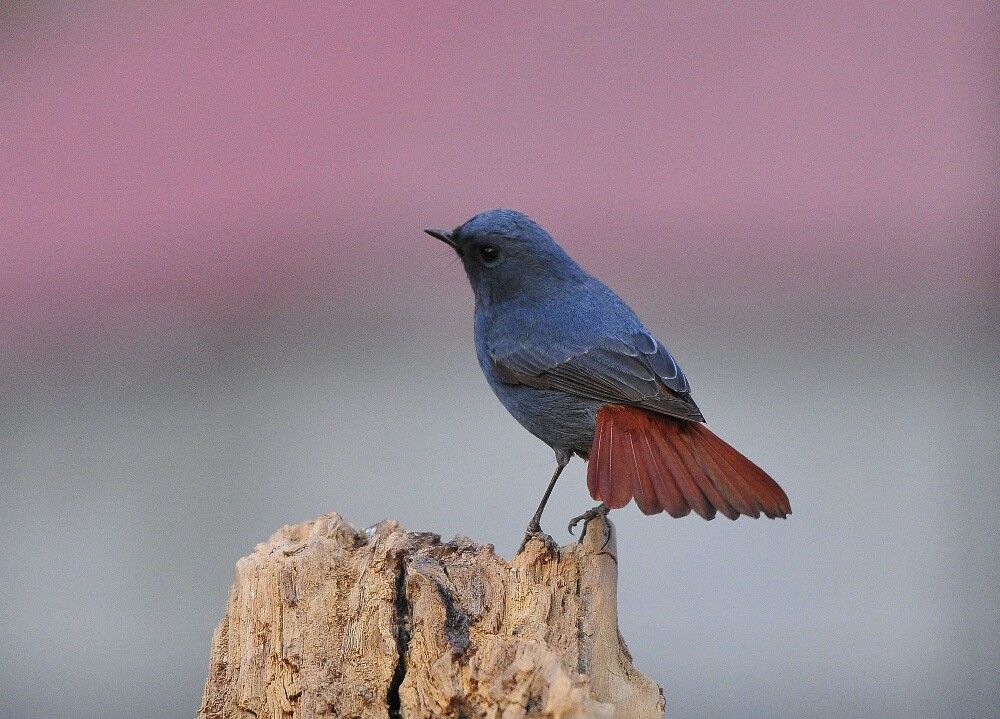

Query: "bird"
<box><xmin>425</xmin><ymin>209</ymin><xmax>790</xmax><ymax>551</ymax></box>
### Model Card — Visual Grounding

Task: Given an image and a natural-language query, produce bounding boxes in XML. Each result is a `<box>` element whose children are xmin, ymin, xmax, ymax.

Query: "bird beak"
<box><xmin>424</xmin><ymin>228</ymin><xmax>457</xmax><ymax>248</ymax></box>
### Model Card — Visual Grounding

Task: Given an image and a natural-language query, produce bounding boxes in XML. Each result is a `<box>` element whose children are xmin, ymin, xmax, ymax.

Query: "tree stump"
<box><xmin>198</xmin><ymin>512</ymin><xmax>665</xmax><ymax>719</ymax></box>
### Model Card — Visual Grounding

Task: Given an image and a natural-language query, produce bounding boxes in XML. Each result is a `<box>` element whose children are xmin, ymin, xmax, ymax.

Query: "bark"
<box><xmin>199</xmin><ymin>512</ymin><xmax>665</xmax><ymax>719</ymax></box>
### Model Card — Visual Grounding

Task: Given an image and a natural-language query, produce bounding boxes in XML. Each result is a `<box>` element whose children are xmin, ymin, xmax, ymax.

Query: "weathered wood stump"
<box><xmin>199</xmin><ymin>512</ymin><xmax>665</xmax><ymax>719</ymax></box>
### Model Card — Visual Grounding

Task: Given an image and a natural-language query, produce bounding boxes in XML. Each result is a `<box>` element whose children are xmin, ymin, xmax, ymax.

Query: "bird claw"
<box><xmin>567</xmin><ymin>503</ymin><xmax>610</xmax><ymax>540</ymax></box>
<box><xmin>517</xmin><ymin>524</ymin><xmax>559</xmax><ymax>556</ymax></box>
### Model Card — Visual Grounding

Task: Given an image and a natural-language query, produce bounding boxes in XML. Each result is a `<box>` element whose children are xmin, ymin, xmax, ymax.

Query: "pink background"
<box><xmin>4</xmin><ymin>2</ymin><xmax>995</xmax><ymax>351</ymax></box>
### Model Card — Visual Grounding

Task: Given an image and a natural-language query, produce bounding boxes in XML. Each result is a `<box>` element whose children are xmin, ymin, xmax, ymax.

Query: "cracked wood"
<box><xmin>198</xmin><ymin>512</ymin><xmax>665</xmax><ymax>719</ymax></box>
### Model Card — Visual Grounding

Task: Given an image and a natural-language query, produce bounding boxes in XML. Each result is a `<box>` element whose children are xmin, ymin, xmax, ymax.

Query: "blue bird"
<box><xmin>426</xmin><ymin>209</ymin><xmax>789</xmax><ymax>551</ymax></box>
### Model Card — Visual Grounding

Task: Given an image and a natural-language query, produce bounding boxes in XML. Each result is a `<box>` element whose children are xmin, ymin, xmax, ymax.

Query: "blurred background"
<box><xmin>2</xmin><ymin>2</ymin><xmax>997</xmax><ymax>718</ymax></box>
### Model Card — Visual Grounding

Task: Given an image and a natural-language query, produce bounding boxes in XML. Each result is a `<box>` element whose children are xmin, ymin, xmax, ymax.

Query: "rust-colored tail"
<box><xmin>586</xmin><ymin>404</ymin><xmax>790</xmax><ymax>519</ymax></box>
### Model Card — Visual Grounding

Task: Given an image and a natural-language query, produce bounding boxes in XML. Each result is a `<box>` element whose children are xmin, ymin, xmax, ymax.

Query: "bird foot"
<box><xmin>517</xmin><ymin>523</ymin><xmax>559</xmax><ymax>556</ymax></box>
<box><xmin>567</xmin><ymin>503</ymin><xmax>610</xmax><ymax>540</ymax></box>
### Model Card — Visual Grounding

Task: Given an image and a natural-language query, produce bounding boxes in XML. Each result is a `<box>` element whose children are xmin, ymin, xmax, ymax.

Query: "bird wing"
<box><xmin>489</xmin><ymin>330</ymin><xmax>705</xmax><ymax>422</ymax></box>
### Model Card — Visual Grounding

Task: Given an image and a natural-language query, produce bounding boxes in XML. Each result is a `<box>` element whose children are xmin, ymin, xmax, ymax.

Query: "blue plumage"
<box><xmin>429</xmin><ymin>208</ymin><xmax>700</xmax><ymax>463</ymax></box>
<box><xmin>426</xmin><ymin>209</ymin><xmax>715</xmax><ymax>547</ymax></box>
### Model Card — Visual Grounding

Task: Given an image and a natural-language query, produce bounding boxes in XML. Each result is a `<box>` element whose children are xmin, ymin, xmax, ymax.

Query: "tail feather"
<box><xmin>666</xmin><ymin>427</ymin><xmax>735</xmax><ymax>519</ymax></box>
<box><xmin>587</xmin><ymin>412</ymin><xmax>609</xmax><ymax>504</ymax></box>
<box><xmin>588</xmin><ymin>411</ymin><xmax>634</xmax><ymax>509</ymax></box>
<box><xmin>627</xmin><ymin>432</ymin><xmax>661</xmax><ymax>515</ymax></box>
<box><xmin>586</xmin><ymin>405</ymin><xmax>790</xmax><ymax>520</ymax></box>
<box><xmin>604</xmin><ymin>422</ymin><xmax>635</xmax><ymax>509</ymax></box>
<box><xmin>638</xmin><ymin>432</ymin><xmax>692</xmax><ymax>518</ymax></box>
<box><xmin>679</xmin><ymin>427</ymin><xmax>758</xmax><ymax>518</ymax></box>
<box><xmin>691</xmin><ymin>421</ymin><xmax>791</xmax><ymax>518</ymax></box>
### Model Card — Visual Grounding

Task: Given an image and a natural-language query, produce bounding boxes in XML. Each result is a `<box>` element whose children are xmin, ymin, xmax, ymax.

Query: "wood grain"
<box><xmin>199</xmin><ymin>512</ymin><xmax>664</xmax><ymax>719</ymax></box>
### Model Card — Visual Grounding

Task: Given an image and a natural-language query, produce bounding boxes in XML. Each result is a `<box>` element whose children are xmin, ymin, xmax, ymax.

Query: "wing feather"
<box><xmin>490</xmin><ymin>337</ymin><xmax>703</xmax><ymax>421</ymax></box>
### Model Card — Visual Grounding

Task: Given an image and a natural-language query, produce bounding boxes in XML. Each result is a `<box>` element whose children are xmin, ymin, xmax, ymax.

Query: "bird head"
<box><xmin>425</xmin><ymin>209</ymin><xmax>583</xmax><ymax>305</ymax></box>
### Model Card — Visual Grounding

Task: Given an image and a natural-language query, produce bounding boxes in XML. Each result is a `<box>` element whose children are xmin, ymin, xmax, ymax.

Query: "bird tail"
<box><xmin>586</xmin><ymin>404</ymin><xmax>790</xmax><ymax>519</ymax></box>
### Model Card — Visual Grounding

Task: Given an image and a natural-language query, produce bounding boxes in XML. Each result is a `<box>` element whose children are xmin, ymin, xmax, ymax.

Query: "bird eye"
<box><xmin>478</xmin><ymin>245</ymin><xmax>500</xmax><ymax>264</ymax></box>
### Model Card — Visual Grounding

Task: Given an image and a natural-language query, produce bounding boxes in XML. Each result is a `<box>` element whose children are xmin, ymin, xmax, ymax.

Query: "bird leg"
<box><xmin>516</xmin><ymin>454</ymin><xmax>569</xmax><ymax>555</ymax></box>
<box><xmin>567</xmin><ymin>502</ymin><xmax>610</xmax><ymax>542</ymax></box>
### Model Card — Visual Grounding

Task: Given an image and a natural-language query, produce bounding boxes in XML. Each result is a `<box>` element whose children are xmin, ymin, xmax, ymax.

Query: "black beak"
<box><xmin>424</xmin><ymin>228</ymin><xmax>457</xmax><ymax>248</ymax></box>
